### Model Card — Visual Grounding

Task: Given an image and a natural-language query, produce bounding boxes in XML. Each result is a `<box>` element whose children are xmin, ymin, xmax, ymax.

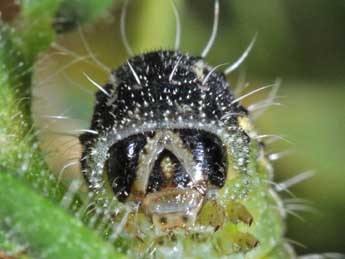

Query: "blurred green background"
<box><xmin>2</xmin><ymin>0</ymin><xmax>345</xmax><ymax>255</ymax></box>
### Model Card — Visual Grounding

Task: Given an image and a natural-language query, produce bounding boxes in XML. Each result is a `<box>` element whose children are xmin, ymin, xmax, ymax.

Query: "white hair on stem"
<box><xmin>57</xmin><ymin>160</ymin><xmax>80</xmax><ymax>184</ymax></box>
<box><xmin>171</xmin><ymin>0</ymin><xmax>181</xmax><ymax>50</ymax></box>
<box><xmin>275</xmin><ymin>170</ymin><xmax>315</xmax><ymax>192</ymax></box>
<box><xmin>220</xmin><ymin>112</ymin><xmax>244</xmax><ymax>121</ymax></box>
<box><xmin>268</xmin><ymin>149</ymin><xmax>294</xmax><ymax>161</ymax></box>
<box><xmin>201</xmin><ymin>0</ymin><xmax>219</xmax><ymax>58</ymax></box>
<box><xmin>70</xmin><ymin>128</ymin><xmax>99</xmax><ymax>135</ymax></box>
<box><xmin>85</xmin><ymin>205</ymin><xmax>98</xmax><ymax>218</ymax></box>
<box><xmin>75</xmin><ymin>197</ymin><xmax>94</xmax><ymax>219</ymax></box>
<box><xmin>51</xmin><ymin>42</ymin><xmax>79</xmax><ymax>58</ymax></box>
<box><xmin>62</xmin><ymin>73</ymin><xmax>94</xmax><ymax>96</ymax></box>
<box><xmin>37</xmin><ymin>55</ymin><xmax>91</xmax><ymax>87</ymax></box>
<box><xmin>34</xmin><ymin>49</ymin><xmax>70</xmax><ymax>68</ymax></box>
<box><xmin>60</xmin><ymin>180</ymin><xmax>82</xmax><ymax>209</ymax></box>
<box><xmin>249</xmin><ymin>101</ymin><xmax>283</xmax><ymax>113</ymax></box>
<box><xmin>285</xmin><ymin>238</ymin><xmax>307</xmax><ymax>249</ymax></box>
<box><xmin>88</xmin><ymin>208</ymin><xmax>103</xmax><ymax>228</ymax></box>
<box><xmin>234</xmin><ymin>68</ymin><xmax>249</xmax><ymax>96</ymax></box>
<box><xmin>285</xmin><ymin>209</ymin><xmax>305</xmax><ymax>222</ymax></box>
<box><xmin>40</xmin><ymin>115</ymin><xmax>71</xmax><ymax>120</ymax></box>
<box><xmin>127</xmin><ymin>61</ymin><xmax>142</xmax><ymax>85</ymax></box>
<box><xmin>51</xmin><ymin>42</ymin><xmax>109</xmax><ymax>74</ymax></box>
<box><xmin>286</xmin><ymin>205</ymin><xmax>316</xmax><ymax>214</ymax></box>
<box><xmin>264</xmin><ymin>134</ymin><xmax>292</xmax><ymax>145</ymax></box>
<box><xmin>250</xmin><ymin>78</ymin><xmax>282</xmax><ymax>119</ymax></box>
<box><xmin>169</xmin><ymin>55</ymin><xmax>183</xmax><ymax>82</ymax></box>
<box><xmin>46</xmin><ymin>129</ymin><xmax>97</xmax><ymax>139</ymax></box>
<box><xmin>108</xmin><ymin>207</ymin><xmax>131</xmax><ymax>241</ymax></box>
<box><xmin>96</xmin><ymin>199</ymin><xmax>117</xmax><ymax>234</ymax></box>
<box><xmin>224</xmin><ymin>33</ymin><xmax>258</xmax><ymax>75</ymax></box>
<box><xmin>77</xmin><ymin>25</ymin><xmax>111</xmax><ymax>73</ymax></box>
<box><xmin>264</xmin><ymin>180</ymin><xmax>295</xmax><ymax>197</ymax></box>
<box><xmin>83</xmin><ymin>72</ymin><xmax>111</xmax><ymax>97</ymax></box>
<box><xmin>34</xmin><ymin>109</ymin><xmax>73</xmax><ymax>137</ymax></box>
<box><xmin>254</xmin><ymin>134</ymin><xmax>293</xmax><ymax>145</ymax></box>
<box><xmin>283</xmin><ymin>198</ymin><xmax>318</xmax><ymax>214</ymax></box>
<box><xmin>230</xmin><ymin>84</ymin><xmax>274</xmax><ymax>105</ymax></box>
<box><xmin>121</xmin><ymin>0</ymin><xmax>134</xmax><ymax>56</ymax></box>
<box><xmin>202</xmin><ymin>63</ymin><xmax>228</xmax><ymax>86</ymax></box>
<box><xmin>40</xmin><ymin>114</ymin><xmax>88</xmax><ymax>125</ymax></box>
<box><xmin>283</xmin><ymin>198</ymin><xmax>311</xmax><ymax>205</ymax></box>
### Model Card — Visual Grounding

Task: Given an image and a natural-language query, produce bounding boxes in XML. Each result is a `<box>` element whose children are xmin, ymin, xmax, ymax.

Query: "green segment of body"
<box><xmin>100</xmin><ymin>141</ymin><xmax>295</xmax><ymax>259</ymax></box>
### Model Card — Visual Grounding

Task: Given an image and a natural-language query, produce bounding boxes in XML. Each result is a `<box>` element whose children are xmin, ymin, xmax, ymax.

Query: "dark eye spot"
<box><xmin>105</xmin><ymin>134</ymin><xmax>147</xmax><ymax>202</ymax></box>
<box><xmin>179</xmin><ymin>129</ymin><xmax>228</xmax><ymax>187</ymax></box>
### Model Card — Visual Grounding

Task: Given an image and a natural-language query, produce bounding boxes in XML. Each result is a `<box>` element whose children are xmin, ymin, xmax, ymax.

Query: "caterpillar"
<box><xmin>29</xmin><ymin>0</ymin><xmax>343</xmax><ymax>259</ymax></box>
<box><xmin>73</xmin><ymin>1</ymin><xmax>290</xmax><ymax>258</ymax></box>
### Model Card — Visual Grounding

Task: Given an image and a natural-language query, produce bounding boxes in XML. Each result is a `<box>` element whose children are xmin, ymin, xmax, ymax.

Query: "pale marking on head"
<box><xmin>192</xmin><ymin>60</ymin><xmax>207</xmax><ymax>82</ymax></box>
<box><xmin>133</xmin><ymin>131</ymin><xmax>203</xmax><ymax>194</ymax></box>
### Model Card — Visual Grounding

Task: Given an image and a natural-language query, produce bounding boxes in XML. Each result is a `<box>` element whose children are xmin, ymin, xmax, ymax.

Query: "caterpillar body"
<box><xmin>74</xmin><ymin>0</ymin><xmax>293</xmax><ymax>255</ymax></box>
<box><xmin>31</xmin><ymin>0</ymin><xmax>321</xmax><ymax>258</ymax></box>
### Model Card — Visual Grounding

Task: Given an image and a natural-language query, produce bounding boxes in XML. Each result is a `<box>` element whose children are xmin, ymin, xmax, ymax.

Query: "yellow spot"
<box><xmin>192</xmin><ymin>60</ymin><xmax>207</xmax><ymax>81</ymax></box>
<box><xmin>238</xmin><ymin>116</ymin><xmax>255</xmax><ymax>137</ymax></box>
<box><xmin>160</xmin><ymin>156</ymin><xmax>175</xmax><ymax>179</ymax></box>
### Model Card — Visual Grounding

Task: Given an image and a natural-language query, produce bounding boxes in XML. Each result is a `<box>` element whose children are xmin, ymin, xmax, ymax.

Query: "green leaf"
<box><xmin>0</xmin><ymin>171</ymin><xmax>126</xmax><ymax>259</ymax></box>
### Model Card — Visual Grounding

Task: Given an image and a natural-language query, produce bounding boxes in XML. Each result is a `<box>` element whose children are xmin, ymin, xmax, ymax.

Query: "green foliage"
<box><xmin>0</xmin><ymin>172</ymin><xmax>125</xmax><ymax>259</ymax></box>
<box><xmin>0</xmin><ymin>0</ymin><xmax>125</xmax><ymax>258</ymax></box>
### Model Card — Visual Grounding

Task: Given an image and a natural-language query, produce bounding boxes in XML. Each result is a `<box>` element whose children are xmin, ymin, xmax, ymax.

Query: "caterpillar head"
<box><xmin>79</xmin><ymin>50</ymin><xmax>252</xmax><ymax>232</ymax></box>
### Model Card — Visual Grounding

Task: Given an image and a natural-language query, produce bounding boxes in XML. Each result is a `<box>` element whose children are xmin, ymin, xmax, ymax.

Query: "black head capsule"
<box><xmin>79</xmin><ymin>50</ymin><xmax>251</xmax><ymax>230</ymax></box>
